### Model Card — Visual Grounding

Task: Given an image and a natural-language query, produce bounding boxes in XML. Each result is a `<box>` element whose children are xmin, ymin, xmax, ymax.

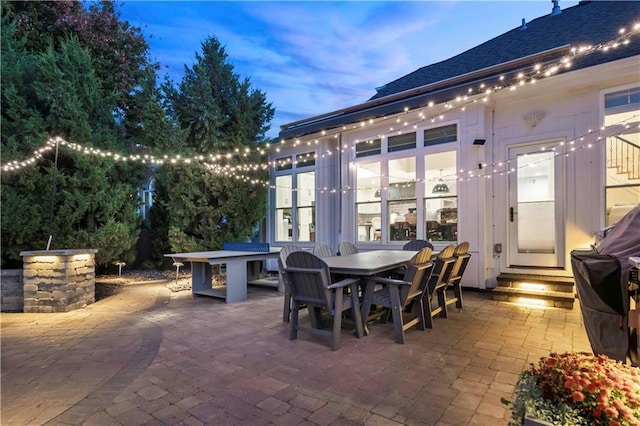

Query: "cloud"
<box><xmin>118</xmin><ymin>1</ymin><xmax>578</xmax><ymax>138</ymax></box>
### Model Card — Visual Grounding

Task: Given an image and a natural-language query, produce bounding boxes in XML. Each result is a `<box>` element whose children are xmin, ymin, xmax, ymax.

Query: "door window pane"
<box><xmin>516</xmin><ymin>152</ymin><xmax>555</xmax><ymax>253</ymax></box>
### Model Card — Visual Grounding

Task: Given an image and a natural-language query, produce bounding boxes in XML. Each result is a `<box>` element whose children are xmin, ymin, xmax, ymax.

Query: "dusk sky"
<box><xmin>117</xmin><ymin>1</ymin><xmax>580</xmax><ymax>139</ymax></box>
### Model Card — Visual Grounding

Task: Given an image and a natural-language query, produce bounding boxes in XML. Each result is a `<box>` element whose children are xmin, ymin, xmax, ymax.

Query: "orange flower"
<box><xmin>572</xmin><ymin>390</ymin><xmax>586</xmax><ymax>402</ymax></box>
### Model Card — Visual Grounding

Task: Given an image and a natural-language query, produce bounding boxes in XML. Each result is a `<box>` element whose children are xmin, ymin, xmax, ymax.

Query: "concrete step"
<box><xmin>496</xmin><ymin>273</ymin><xmax>574</xmax><ymax>293</ymax></box>
<box><xmin>493</xmin><ymin>273</ymin><xmax>575</xmax><ymax>309</ymax></box>
<box><xmin>492</xmin><ymin>286</ymin><xmax>575</xmax><ymax>309</ymax></box>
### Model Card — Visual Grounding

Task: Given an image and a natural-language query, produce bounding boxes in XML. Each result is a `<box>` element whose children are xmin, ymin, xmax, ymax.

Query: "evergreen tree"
<box><xmin>1</xmin><ymin>3</ymin><xmax>151</xmax><ymax>268</ymax></box>
<box><xmin>154</xmin><ymin>37</ymin><xmax>274</xmax><ymax>253</ymax></box>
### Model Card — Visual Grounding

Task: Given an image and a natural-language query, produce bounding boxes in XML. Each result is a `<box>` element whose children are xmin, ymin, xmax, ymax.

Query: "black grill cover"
<box><xmin>570</xmin><ymin>205</ymin><xmax>640</xmax><ymax>362</ymax></box>
<box><xmin>571</xmin><ymin>249</ymin><xmax>627</xmax><ymax>361</ymax></box>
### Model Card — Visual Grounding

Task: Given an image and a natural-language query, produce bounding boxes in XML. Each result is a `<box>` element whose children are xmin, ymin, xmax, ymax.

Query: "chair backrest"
<box><xmin>285</xmin><ymin>251</ymin><xmax>333</xmax><ymax>310</ymax></box>
<box><xmin>313</xmin><ymin>243</ymin><xmax>335</xmax><ymax>258</ymax></box>
<box><xmin>408</xmin><ymin>247</ymin><xmax>433</xmax><ymax>266</ymax></box>
<box><xmin>399</xmin><ymin>261</ymin><xmax>432</xmax><ymax>306</ymax></box>
<box><xmin>338</xmin><ymin>241</ymin><xmax>359</xmax><ymax>256</ymax></box>
<box><xmin>427</xmin><ymin>244</ymin><xmax>456</xmax><ymax>295</ymax></box>
<box><xmin>449</xmin><ymin>242</ymin><xmax>471</xmax><ymax>282</ymax></box>
<box><xmin>280</xmin><ymin>245</ymin><xmax>303</xmax><ymax>267</ymax></box>
<box><xmin>408</xmin><ymin>247</ymin><xmax>435</xmax><ymax>293</ymax></box>
<box><xmin>403</xmin><ymin>239</ymin><xmax>434</xmax><ymax>251</ymax></box>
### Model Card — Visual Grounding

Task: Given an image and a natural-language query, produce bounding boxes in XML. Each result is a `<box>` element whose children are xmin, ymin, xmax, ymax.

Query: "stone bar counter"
<box><xmin>20</xmin><ymin>249</ymin><xmax>98</xmax><ymax>313</ymax></box>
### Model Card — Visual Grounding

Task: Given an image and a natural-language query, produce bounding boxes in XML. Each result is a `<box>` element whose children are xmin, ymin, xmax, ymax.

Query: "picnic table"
<box><xmin>165</xmin><ymin>244</ymin><xmax>281</xmax><ymax>303</ymax></box>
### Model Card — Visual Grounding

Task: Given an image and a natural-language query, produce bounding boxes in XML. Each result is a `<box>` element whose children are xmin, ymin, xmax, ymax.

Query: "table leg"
<box><xmin>224</xmin><ymin>259</ymin><xmax>248</xmax><ymax>303</ymax></box>
<box><xmin>191</xmin><ymin>262</ymin><xmax>212</xmax><ymax>294</ymax></box>
<box><xmin>360</xmin><ymin>280</ymin><xmax>375</xmax><ymax>336</ymax></box>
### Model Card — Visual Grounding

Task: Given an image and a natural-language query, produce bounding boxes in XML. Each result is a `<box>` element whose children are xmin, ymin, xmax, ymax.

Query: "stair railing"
<box><xmin>608</xmin><ymin>135</ymin><xmax>640</xmax><ymax>180</ymax></box>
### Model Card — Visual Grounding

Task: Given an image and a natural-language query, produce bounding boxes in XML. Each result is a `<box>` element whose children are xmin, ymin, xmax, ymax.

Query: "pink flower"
<box><xmin>605</xmin><ymin>407</ymin><xmax>619</xmax><ymax>418</ymax></box>
<box><xmin>572</xmin><ymin>390</ymin><xmax>586</xmax><ymax>402</ymax></box>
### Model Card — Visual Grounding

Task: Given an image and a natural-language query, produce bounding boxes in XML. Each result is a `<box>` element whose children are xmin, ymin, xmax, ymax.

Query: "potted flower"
<box><xmin>502</xmin><ymin>352</ymin><xmax>640</xmax><ymax>425</ymax></box>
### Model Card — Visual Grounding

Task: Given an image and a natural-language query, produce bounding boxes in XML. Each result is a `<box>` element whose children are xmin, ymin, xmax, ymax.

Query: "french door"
<box><xmin>508</xmin><ymin>141</ymin><xmax>565</xmax><ymax>268</ymax></box>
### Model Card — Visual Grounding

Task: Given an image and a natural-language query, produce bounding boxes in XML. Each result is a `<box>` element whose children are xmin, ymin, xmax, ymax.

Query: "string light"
<box><xmin>2</xmin><ymin>22</ymin><xmax>638</xmax><ymax>192</ymax></box>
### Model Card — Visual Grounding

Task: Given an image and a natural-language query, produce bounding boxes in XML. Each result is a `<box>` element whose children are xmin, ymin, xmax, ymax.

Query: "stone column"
<box><xmin>0</xmin><ymin>269</ymin><xmax>24</xmax><ymax>312</ymax></box>
<box><xmin>20</xmin><ymin>249</ymin><xmax>98</xmax><ymax>313</ymax></box>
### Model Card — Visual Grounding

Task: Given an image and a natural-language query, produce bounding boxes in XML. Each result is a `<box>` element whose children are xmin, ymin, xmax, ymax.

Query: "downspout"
<box><xmin>488</xmin><ymin>108</ymin><xmax>499</xmax><ymax>288</ymax></box>
<box><xmin>338</xmin><ymin>133</ymin><xmax>343</xmax><ymax>243</ymax></box>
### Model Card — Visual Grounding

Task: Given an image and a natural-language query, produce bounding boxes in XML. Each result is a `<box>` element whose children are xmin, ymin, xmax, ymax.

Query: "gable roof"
<box><xmin>370</xmin><ymin>1</ymin><xmax>640</xmax><ymax>100</ymax></box>
<box><xmin>280</xmin><ymin>1</ymin><xmax>640</xmax><ymax>140</ymax></box>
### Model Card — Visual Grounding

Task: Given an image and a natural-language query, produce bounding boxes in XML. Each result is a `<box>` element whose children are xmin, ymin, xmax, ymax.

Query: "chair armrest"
<box><xmin>366</xmin><ymin>276</ymin><xmax>411</xmax><ymax>286</ymax></box>
<box><xmin>328</xmin><ymin>277</ymin><xmax>360</xmax><ymax>289</ymax></box>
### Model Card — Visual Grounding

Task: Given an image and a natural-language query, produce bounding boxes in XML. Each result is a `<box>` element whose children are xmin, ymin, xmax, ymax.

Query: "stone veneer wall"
<box><xmin>1</xmin><ymin>269</ymin><xmax>24</xmax><ymax>312</ymax></box>
<box><xmin>20</xmin><ymin>249</ymin><xmax>98</xmax><ymax>313</ymax></box>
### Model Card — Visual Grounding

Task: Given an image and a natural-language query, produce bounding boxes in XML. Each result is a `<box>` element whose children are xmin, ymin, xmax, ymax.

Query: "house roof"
<box><xmin>279</xmin><ymin>1</ymin><xmax>640</xmax><ymax>140</ymax></box>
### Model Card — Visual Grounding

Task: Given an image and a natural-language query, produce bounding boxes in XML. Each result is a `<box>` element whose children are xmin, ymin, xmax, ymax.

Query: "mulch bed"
<box><xmin>95</xmin><ymin>269</ymin><xmax>194</xmax><ymax>301</ymax></box>
<box><xmin>94</xmin><ymin>269</ymin><xmax>231</xmax><ymax>301</ymax></box>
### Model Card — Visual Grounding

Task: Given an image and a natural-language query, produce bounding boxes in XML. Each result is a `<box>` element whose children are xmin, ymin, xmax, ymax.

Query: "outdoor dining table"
<box><xmin>322</xmin><ymin>250</ymin><xmax>416</xmax><ymax>277</ymax></box>
<box><xmin>323</xmin><ymin>249</ymin><xmax>417</xmax><ymax>334</ymax></box>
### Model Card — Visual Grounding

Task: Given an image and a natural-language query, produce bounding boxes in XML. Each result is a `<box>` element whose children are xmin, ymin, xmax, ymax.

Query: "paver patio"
<box><xmin>1</xmin><ymin>281</ymin><xmax>591</xmax><ymax>425</ymax></box>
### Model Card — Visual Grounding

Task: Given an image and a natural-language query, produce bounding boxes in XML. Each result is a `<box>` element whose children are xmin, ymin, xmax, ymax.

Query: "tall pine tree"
<box><xmin>1</xmin><ymin>2</ymin><xmax>152</xmax><ymax>268</ymax></box>
<box><xmin>154</xmin><ymin>37</ymin><xmax>274</xmax><ymax>252</ymax></box>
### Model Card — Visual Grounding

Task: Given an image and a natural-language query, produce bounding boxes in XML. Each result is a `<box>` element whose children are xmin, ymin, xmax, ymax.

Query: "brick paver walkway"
<box><xmin>1</xmin><ymin>282</ymin><xmax>591</xmax><ymax>425</ymax></box>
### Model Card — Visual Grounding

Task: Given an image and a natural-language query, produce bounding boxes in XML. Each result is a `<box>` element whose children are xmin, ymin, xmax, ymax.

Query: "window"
<box><xmin>274</xmin><ymin>153</ymin><xmax>317</xmax><ymax>242</ymax></box>
<box><xmin>388</xmin><ymin>132</ymin><xmax>416</xmax><ymax>152</ymax></box>
<box><xmin>297</xmin><ymin>172</ymin><xmax>315</xmax><ymax>242</ymax></box>
<box><xmin>356</xmin><ymin>138</ymin><xmax>381</xmax><ymax>158</ymax></box>
<box><xmin>275</xmin><ymin>156</ymin><xmax>293</xmax><ymax>171</ymax></box>
<box><xmin>424</xmin><ymin>151</ymin><xmax>458</xmax><ymax>243</ymax></box>
<box><xmin>275</xmin><ymin>175</ymin><xmax>292</xmax><ymax>241</ymax></box>
<box><xmin>356</xmin><ymin>162</ymin><xmax>381</xmax><ymax>242</ymax></box>
<box><xmin>296</xmin><ymin>152</ymin><xmax>316</xmax><ymax>168</ymax></box>
<box><xmin>424</xmin><ymin>124</ymin><xmax>457</xmax><ymax>146</ymax></box>
<box><xmin>604</xmin><ymin>87</ymin><xmax>640</xmax><ymax>226</ymax></box>
<box><xmin>388</xmin><ymin>157</ymin><xmax>416</xmax><ymax>241</ymax></box>
<box><xmin>137</xmin><ymin>178</ymin><xmax>154</xmax><ymax>221</ymax></box>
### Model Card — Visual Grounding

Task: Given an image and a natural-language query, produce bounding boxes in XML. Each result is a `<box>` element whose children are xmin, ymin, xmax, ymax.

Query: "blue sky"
<box><xmin>117</xmin><ymin>1</ymin><xmax>579</xmax><ymax>139</ymax></box>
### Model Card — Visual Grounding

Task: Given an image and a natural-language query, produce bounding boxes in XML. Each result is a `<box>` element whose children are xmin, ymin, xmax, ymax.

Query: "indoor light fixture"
<box><xmin>432</xmin><ymin>169</ymin><xmax>450</xmax><ymax>194</ymax></box>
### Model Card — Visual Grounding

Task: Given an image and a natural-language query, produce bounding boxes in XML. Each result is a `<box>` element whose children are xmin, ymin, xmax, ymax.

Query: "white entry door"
<box><xmin>508</xmin><ymin>141</ymin><xmax>565</xmax><ymax>268</ymax></box>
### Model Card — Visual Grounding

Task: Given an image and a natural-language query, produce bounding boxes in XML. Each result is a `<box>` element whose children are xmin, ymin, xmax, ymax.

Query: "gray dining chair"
<box><xmin>278</xmin><ymin>245</ymin><xmax>304</xmax><ymax>322</ymax></box>
<box><xmin>338</xmin><ymin>241</ymin><xmax>358</xmax><ymax>256</ymax></box>
<box><xmin>312</xmin><ymin>243</ymin><xmax>335</xmax><ymax>258</ymax></box>
<box><xmin>403</xmin><ymin>239</ymin><xmax>434</xmax><ymax>251</ymax></box>
<box><xmin>443</xmin><ymin>242</ymin><xmax>471</xmax><ymax>310</ymax></box>
<box><xmin>361</xmin><ymin>260</ymin><xmax>433</xmax><ymax>344</ymax></box>
<box><xmin>285</xmin><ymin>251</ymin><xmax>364</xmax><ymax>351</ymax></box>
<box><xmin>423</xmin><ymin>244</ymin><xmax>456</xmax><ymax>328</ymax></box>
